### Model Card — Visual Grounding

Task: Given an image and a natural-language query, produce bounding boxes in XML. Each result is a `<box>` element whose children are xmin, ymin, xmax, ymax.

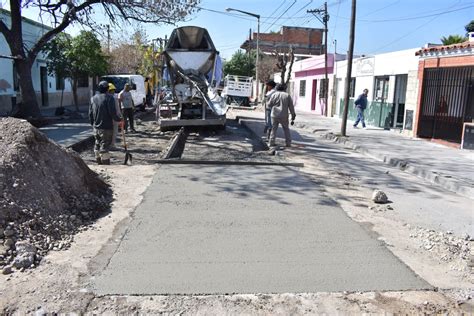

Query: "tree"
<box><xmin>0</xmin><ymin>0</ymin><xmax>199</xmax><ymax>118</ymax></box>
<box><xmin>223</xmin><ymin>50</ymin><xmax>255</xmax><ymax>77</ymax></box>
<box><xmin>465</xmin><ymin>20</ymin><xmax>474</xmax><ymax>33</ymax></box>
<box><xmin>44</xmin><ymin>31</ymin><xmax>108</xmax><ymax>111</ymax></box>
<box><xmin>273</xmin><ymin>47</ymin><xmax>295</xmax><ymax>87</ymax></box>
<box><xmin>257</xmin><ymin>55</ymin><xmax>278</xmax><ymax>84</ymax></box>
<box><xmin>109</xmin><ymin>29</ymin><xmax>148</xmax><ymax>74</ymax></box>
<box><xmin>440</xmin><ymin>34</ymin><xmax>467</xmax><ymax>45</ymax></box>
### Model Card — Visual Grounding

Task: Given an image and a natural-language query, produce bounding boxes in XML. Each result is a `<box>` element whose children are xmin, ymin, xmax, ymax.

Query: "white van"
<box><xmin>100</xmin><ymin>75</ymin><xmax>146</xmax><ymax>109</ymax></box>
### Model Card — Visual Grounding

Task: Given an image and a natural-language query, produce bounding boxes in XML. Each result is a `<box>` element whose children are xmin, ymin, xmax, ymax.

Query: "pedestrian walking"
<box><xmin>353</xmin><ymin>88</ymin><xmax>369</xmax><ymax>128</ymax></box>
<box><xmin>268</xmin><ymin>83</ymin><xmax>296</xmax><ymax>147</ymax></box>
<box><xmin>118</xmin><ymin>83</ymin><xmax>136</xmax><ymax>132</ymax></box>
<box><xmin>263</xmin><ymin>79</ymin><xmax>277</xmax><ymax>139</ymax></box>
<box><xmin>108</xmin><ymin>83</ymin><xmax>123</xmax><ymax>147</ymax></box>
<box><xmin>89</xmin><ymin>81</ymin><xmax>122</xmax><ymax>165</ymax></box>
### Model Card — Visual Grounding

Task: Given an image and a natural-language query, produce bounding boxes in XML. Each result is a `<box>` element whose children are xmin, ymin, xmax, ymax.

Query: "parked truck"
<box><xmin>100</xmin><ymin>74</ymin><xmax>146</xmax><ymax>110</ymax></box>
<box><xmin>158</xmin><ymin>26</ymin><xmax>227</xmax><ymax>130</ymax></box>
<box><xmin>222</xmin><ymin>75</ymin><xmax>253</xmax><ymax>107</ymax></box>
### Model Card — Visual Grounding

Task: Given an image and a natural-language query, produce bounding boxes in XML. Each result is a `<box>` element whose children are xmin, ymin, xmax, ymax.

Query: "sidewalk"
<box><xmin>232</xmin><ymin>109</ymin><xmax>474</xmax><ymax>199</ymax></box>
<box><xmin>39</xmin><ymin>104</ymin><xmax>93</xmax><ymax>149</ymax></box>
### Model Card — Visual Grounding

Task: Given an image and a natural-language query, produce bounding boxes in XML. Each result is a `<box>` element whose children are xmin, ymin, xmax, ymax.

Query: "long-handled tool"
<box><xmin>120</xmin><ymin>121</ymin><xmax>133</xmax><ymax>165</ymax></box>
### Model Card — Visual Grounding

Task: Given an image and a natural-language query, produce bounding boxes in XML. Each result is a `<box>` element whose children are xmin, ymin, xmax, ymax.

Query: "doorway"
<box><xmin>393</xmin><ymin>74</ymin><xmax>407</xmax><ymax>128</ymax></box>
<box><xmin>40</xmin><ymin>66</ymin><xmax>49</xmax><ymax>107</ymax></box>
<box><xmin>311</xmin><ymin>79</ymin><xmax>317</xmax><ymax>111</ymax></box>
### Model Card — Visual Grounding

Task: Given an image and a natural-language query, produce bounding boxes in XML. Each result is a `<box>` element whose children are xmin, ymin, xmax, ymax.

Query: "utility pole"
<box><xmin>308</xmin><ymin>2</ymin><xmax>329</xmax><ymax>116</ymax></box>
<box><xmin>341</xmin><ymin>0</ymin><xmax>357</xmax><ymax>136</ymax></box>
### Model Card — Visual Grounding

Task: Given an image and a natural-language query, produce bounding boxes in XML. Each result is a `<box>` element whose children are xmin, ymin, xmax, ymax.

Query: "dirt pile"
<box><xmin>0</xmin><ymin>118</ymin><xmax>111</xmax><ymax>273</ymax></box>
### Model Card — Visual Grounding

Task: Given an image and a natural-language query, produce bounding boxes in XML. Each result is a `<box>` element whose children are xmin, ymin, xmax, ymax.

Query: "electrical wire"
<box><xmin>263</xmin><ymin>0</ymin><xmax>297</xmax><ymax>33</ymax></box>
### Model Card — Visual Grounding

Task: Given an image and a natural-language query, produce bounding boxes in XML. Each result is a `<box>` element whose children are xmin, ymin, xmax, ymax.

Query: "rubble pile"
<box><xmin>0</xmin><ymin>118</ymin><xmax>111</xmax><ymax>274</ymax></box>
<box><xmin>409</xmin><ymin>226</ymin><xmax>473</xmax><ymax>275</ymax></box>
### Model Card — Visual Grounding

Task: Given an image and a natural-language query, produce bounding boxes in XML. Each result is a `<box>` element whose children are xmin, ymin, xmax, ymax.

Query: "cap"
<box><xmin>98</xmin><ymin>81</ymin><xmax>109</xmax><ymax>93</ymax></box>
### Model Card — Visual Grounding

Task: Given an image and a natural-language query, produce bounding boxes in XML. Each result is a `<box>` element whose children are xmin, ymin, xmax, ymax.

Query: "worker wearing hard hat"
<box><xmin>89</xmin><ymin>81</ymin><xmax>122</xmax><ymax>165</ymax></box>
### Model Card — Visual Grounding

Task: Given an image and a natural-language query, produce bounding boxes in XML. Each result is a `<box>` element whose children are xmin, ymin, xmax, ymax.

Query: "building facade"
<box><xmin>241</xmin><ymin>26</ymin><xmax>324</xmax><ymax>56</ymax></box>
<box><xmin>0</xmin><ymin>9</ymin><xmax>90</xmax><ymax>115</ymax></box>
<box><xmin>414</xmin><ymin>36</ymin><xmax>474</xmax><ymax>145</ymax></box>
<box><xmin>334</xmin><ymin>48</ymin><xmax>420</xmax><ymax>133</ymax></box>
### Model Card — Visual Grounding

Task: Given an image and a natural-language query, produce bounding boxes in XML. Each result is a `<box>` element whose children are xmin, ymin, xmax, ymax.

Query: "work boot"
<box><xmin>101</xmin><ymin>159</ymin><xmax>110</xmax><ymax>165</ymax></box>
<box><xmin>96</xmin><ymin>157</ymin><xmax>102</xmax><ymax>165</ymax></box>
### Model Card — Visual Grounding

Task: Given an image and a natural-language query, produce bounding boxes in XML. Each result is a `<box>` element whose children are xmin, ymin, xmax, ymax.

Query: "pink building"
<box><xmin>291</xmin><ymin>54</ymin><xmax>336</xmax><ymax>116</ymax></box>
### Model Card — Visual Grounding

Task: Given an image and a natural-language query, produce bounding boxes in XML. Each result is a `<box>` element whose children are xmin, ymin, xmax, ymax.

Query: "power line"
<box><xmin>261</xmin><ymin>0</ymin><xmax>286</xmax><ymax>25</ymax></box>
<box><xmin>338</xmin><ymin>4</ymin><xmax>474</xmax><ymax>23</ymax></box>
<box><xmin>263</xmin><ymin>0</ymin><xmax>297</xmax><ymax>33</ymax></box>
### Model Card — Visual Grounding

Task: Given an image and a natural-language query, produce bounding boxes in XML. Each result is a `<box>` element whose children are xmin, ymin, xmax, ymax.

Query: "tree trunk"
<box><xmin>15</xmin><ymin>59</ymin><xmax>42</xmax><ymax>118</ymax></box>
<box><xmin>72</xmin><ymin>78</ymin><xmax>79</xmax><ymax>111</ymax></box>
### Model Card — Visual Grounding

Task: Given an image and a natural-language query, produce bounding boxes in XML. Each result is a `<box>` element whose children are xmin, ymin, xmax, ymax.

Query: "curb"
<box><xmin>67</xmin><ymin>135</ymin><xmax>95</xmax><ymax>152</ymax></box>
<box><xmin>153</xmin><ymin>159</ymin><xmax>304</xmax><ymax>167</ymax></box>
<box><xmin>238</xmin><ymin>118</ymin><xmax>269</xmax><ymax>151</ymax></box>
<box><xmin>321</xmin><ymin>132</ymin><xmax>474</xmax><ymax>199</ymax></box>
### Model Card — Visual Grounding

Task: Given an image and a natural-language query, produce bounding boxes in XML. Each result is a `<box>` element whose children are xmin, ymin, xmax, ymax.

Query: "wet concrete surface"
<box><xmin>93</xmin><ymin>164</ymin><xmax>429</xmax><ymax>295</ymax></box>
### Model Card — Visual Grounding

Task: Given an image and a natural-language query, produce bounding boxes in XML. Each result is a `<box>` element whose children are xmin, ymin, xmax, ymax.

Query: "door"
<box><xmin>393</xmin><ymin>74</ymin><xmax>407</xmax><ymax>128</ymax></box>
<box><xmin>374</xmin><ymin>76</ymin><xmax>389</xmax><ymax>127</ymax></box>
<box><xmin>418</xmin><ymin>66</ymin><xmax>474</xmax><ymax>143</ymax></box>
<box><xmin>311</xmin><ymin>79</ymin><xmax>317</xmax><ymax>111</ymax></box>
<box><xmin>40</xmin><ymin>66</ymin><xmax>49</xmax><ymax>107</ymax></box>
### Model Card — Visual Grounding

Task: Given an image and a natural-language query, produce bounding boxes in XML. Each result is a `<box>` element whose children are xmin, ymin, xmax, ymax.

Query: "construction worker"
<box><xmin>118</xmin><ymin>83</ymin><xmax>136</xmax><ymax>133</ymax></box>
<box><xmin>89</xmin><ymin>81</ymin><xmax>122</xmax><ymax>165</ymax></box>
<box><xmin>268</xmin><ymin>83</ymin><xmax>296</xmax><ymax>148</ymax></box>
<box><xmin>107</xmin><ymin>83</ymin><xmax>122</xmax><ymax>147</ymax></box>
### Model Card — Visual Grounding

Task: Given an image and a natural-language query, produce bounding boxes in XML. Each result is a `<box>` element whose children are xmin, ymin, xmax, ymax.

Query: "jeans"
<box><xmin>353</xmin><ymin>108</ymin><xmax>366</xmax><ymax>127</ymax></box>
<box><xmin>122</xmin><ymin>108</ymin><xmax>135</xmax><ymax>131</ymax></box>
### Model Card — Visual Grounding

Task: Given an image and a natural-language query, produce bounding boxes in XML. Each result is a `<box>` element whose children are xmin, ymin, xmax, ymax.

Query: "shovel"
<box><xmin>120</xmin><ymin>121</ymin><xmax>133</xmax><ymax>165</ymax></box>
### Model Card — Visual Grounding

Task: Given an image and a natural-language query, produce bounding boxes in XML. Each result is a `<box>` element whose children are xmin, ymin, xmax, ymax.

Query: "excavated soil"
<box><xmin>0</xmin><ymin>118</ymin><xmax>111</xmax><ymax>273</ymax></box>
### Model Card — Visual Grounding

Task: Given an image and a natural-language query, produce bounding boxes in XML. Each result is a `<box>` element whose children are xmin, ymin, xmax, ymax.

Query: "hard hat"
<box><xmin>108</xmin><ymin>83</ymin><xmax>116</xmax><ymax>91</ymax></box>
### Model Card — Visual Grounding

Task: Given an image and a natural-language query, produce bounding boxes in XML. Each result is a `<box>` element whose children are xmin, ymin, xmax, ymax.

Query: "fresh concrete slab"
<box><xmin>93</xmin><ymin>165</ymin><xmax>429</xmax><ymax>295</ymax></box>
<box><xmin>40</xmin><ymin>122</ymin><xmax>93</xmax><ymax>148</ymax></box>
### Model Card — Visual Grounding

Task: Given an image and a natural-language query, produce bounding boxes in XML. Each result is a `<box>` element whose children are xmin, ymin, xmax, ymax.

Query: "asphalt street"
<box><xmin>93</xmin><ymin>164</ymin><xmax>428</xmax><ymax>295</ymax></box>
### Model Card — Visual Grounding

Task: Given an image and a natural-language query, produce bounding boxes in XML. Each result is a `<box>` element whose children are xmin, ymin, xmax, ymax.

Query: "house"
<box><xmin>414</xmin><ymin>33</ymin><xmax>474</xmax><ymax>146</ymax></box>
<box><xmin>241</xmin><ymin>26</ymin><xmax>324</xmax><ymax>58</ymax></box>
<box><xmin>289</xmin><ymin>54</ymin><xmax>345</xmax><ymax>116</ymax></box>
<box><xmin>0</xmin><ymin>8</ymin><xmax>90</xmax><ymax>115</ymax></box>
<box><xmin>333</xmin><ymin>48</ymin><xmax>420</xmax><ymax>132</ymax></box>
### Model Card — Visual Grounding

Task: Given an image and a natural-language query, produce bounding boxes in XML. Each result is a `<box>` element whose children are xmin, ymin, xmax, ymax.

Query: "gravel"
<box><xmin>0</xmin><ymin>118</ymin><xmax>112</xmax><ymax>272</ymax></box>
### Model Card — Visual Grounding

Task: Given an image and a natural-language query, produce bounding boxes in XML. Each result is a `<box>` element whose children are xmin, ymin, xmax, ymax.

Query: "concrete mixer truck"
<box><xmin>158</xmin><ymin>26</ymin><xmax>227</xmax><ymax>130</ymax></box>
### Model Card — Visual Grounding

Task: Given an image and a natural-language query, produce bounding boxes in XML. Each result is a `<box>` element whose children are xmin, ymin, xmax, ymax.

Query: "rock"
<box><xmin>4</xmin><ymin>238</ymin><xmax>14</xmax><ymax>248</ymax></box>
<box><xmin>13</xmin><ymin>252</ymin><xmax>35</xmax><ymax>269</ymax></box>
<box><xmin>15</xmin><ymin>241</ymin><xmax>36</xmax><ymax>254</ymax></box>
<box><xmin>12</xmin><ymin>241</ymin><xmax>37</xmax><ymax>269</ymax></box>
<box><xmin>2</xmin><ymin>266</ymin><xmax>13</xmax><ymax>275</ymax></box>
<box><xmin>371</xmin><ymin>190</ymin><xmax>388</xmax><ymax>204</ymax></box>
<box><xmin>4</xmin><ymin>229</ymin><xmax>15</xmax><ymax>237</ymax></box>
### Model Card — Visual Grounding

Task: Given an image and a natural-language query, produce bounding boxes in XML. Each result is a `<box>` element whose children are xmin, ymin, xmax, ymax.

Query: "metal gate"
<box><xmin>418</xmin><ymin>66</ymin><xmax>474</xmax><ymax>143</ymax></box>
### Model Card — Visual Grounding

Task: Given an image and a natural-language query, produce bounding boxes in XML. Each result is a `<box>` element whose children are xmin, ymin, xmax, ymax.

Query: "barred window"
<box><xmin>299</xmin><ymin>80</ymin><xmax>306</xmax><ymax>97</ymax></box>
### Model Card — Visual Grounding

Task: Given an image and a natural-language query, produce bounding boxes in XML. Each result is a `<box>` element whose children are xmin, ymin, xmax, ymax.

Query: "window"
<box><xmin>349</xmin><ymin>78</ymin><xmax>356</xmax><ymax>97</ymax></box>
<box><xmin>77</xmin><ymin>74</ymin><xmax>89</xmax><ymax>88</ymax></box>
<box><xmin>319</xmin><ymin>78</ymin><xmax>328</xmax><ymax>99</ymax></box>
<box><xmin>374</xmin><ymin>76</ymin><xmax>389</xmax><ymax>101</ymax></box>
<box><xmin>299</xmin><ymin>80</ymin><xmax>306</xmax><ymax>97</ymax></box>
<box><xmin>56</xmin><ymin>73</ymin><xmax>65</xmax><ymax>90</ymax></box>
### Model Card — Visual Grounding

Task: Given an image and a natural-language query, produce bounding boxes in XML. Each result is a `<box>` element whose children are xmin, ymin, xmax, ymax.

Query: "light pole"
<box><xmin>226</xmin><ymin>7</ymin><xmax>260</xmax><ymax>103</ymax></box>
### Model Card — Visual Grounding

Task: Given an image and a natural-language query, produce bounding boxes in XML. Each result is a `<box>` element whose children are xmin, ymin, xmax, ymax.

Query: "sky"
<box><xmin>6</xmin><ymin>0</ymin><xmax>474</xmax><ymax>60</ymax></box>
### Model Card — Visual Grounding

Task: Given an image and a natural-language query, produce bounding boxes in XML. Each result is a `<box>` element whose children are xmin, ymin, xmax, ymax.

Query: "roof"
<box><xmin>0</xmin><ymin>8</ymin><xmax>53</xmax><ymax>31</ymax></box>
<box><xmin>416</xmin><ymin>41</ymin><xmax>473</xmax><ymax>56</ymax></box>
